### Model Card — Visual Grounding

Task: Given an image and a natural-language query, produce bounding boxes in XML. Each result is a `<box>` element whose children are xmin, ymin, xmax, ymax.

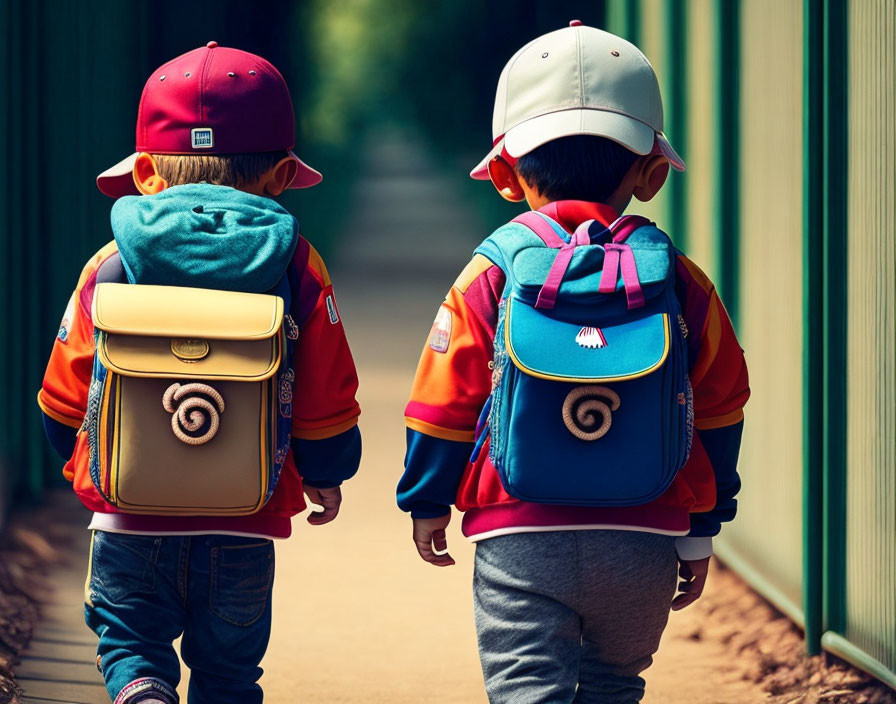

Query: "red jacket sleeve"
<box><xmin>678</xmin><ymin>256</ymin><xmax>751</xmax><ymax>429</ymax></box>
<box><xmin>675</xmin><ymin>255</ymin><xmax>750</xmax><ymax>536</ymax></box>
<box><xmin>290</xmin><ymin>241</ymin><xmax>361</xmax><ymax>440</ymax></box>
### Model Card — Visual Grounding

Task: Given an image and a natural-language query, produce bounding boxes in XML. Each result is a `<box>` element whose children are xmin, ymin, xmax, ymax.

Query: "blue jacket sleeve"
<box><xmin>42</xmin><ymin>412</ymin><xmax>77</xmax><ymax>460</ymax></box>
<box><xmin>398</xmin><ymin>428</ymin><xmax>472</xmax><ymax>519</ymax></box>
<box><xmin>687</xmin><ymin>421</ymin><xmax>744</xmax><ymax>537</ymax></box>
<box><xmin>291</xmin><ymin>425</ymin><xmax>361</xmax><ymax>489</ymax></box>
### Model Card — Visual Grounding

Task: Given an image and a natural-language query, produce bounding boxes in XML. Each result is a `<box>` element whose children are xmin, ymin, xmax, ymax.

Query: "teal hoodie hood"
<box><xmin>110</xmin><ymin>184</ymin><xmax>299</xmax><ymax>292</ymax></box>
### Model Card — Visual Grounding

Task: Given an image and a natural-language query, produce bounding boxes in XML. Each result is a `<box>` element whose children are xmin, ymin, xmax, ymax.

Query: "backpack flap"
<box><xmin>504</xmin><ymin>296</ymin><xmax>669</xmax><ymax>383</ymax></box>
<box><xmin>93</xmin><ymin>283</ymin><xmax>283</xmax><ymax>381</ymax></box>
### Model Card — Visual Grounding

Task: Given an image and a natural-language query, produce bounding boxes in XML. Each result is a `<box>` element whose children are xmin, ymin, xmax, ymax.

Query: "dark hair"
<box><xmin>514</xmin><ymin>135</ymin><xmax>639</xmax><ymax>203</ymax></box>
<box><xmin>151</xmin><ymin>151</ymin><xmax>289</xmax><ymax>188</ymax></box>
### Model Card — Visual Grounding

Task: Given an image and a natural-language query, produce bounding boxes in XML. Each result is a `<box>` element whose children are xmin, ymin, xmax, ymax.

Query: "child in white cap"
<box><xmin>398</xmin><ymin>21</ymin><xmax>749</xmax><ymax>703</ymax></box>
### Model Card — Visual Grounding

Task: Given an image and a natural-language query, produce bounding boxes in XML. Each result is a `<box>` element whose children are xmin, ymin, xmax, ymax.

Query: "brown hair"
<box><xmin>151</xmin><ymin>151</ymin><xmax>289</xmax><ymax>188</ymax></box>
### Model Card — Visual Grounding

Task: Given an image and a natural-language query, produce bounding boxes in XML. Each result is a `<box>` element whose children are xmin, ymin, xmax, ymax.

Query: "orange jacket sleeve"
<box><xmin>37</xmin><ymin>243</ymin><xmax>119</xmax><ymax>429</ymax></box>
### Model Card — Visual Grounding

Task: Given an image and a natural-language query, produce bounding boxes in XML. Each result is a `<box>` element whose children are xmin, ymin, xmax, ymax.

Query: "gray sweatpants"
<box><xmin>473</xmin><ymin>530</ymin><xmax>678</xmax><ymax>704</ymax></box>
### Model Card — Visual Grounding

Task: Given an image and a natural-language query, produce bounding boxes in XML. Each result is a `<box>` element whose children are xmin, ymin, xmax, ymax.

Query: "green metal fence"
<box><xmin>827</xmin><ymin>0</ymin><xmax>896</xmax><ymax>686</ymax></box>
<box><xmin>607</xmin><ymin>0</ymin><xmax>895</xmax><ymax>688</ymax></box>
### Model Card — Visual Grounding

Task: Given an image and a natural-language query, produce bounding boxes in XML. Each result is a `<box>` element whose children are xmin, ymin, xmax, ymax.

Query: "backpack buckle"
<box><xmin>171</xmin><ymin>338</ymin><xmax>210</xmax><ymax>362</ymax></box>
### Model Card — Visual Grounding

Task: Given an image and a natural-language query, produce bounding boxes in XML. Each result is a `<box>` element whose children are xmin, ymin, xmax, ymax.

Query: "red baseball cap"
<box><xmin>97</xmin><ymin>42</ymin><xmax>322</xmax><ymax>198</ymax></box>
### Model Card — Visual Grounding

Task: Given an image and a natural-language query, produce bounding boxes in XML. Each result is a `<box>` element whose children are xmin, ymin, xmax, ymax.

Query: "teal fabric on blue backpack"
<box><xmin>478</xmin><ymin>219</ymin><xmax>673</xmax><ymax>309</ymax></box>
<box><xmin>471</xmin><ymin>211</ymin><xmax>693</xmax><ymax>507</ymax></box>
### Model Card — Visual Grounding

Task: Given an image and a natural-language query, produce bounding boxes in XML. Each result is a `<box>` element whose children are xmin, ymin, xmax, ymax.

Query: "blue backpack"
<box><xmin>471</xmin><ymin>211</ymin><xmax>693</xmax><ymax>506</ymax></box>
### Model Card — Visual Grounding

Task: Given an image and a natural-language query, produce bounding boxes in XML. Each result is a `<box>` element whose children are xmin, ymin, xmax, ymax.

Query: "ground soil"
<box><xmin>0</xmin><ymin>503</ymin><xmax>66</xmax><ymax>703</ymax></box>
<box><xmin>650</xmin><ymin>561</ymin><xmax>896</xmax><ymax>704</ymax></box>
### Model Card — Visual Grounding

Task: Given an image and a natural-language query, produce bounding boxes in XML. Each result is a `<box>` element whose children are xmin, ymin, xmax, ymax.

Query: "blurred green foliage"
<box><xmin>301</xmin><ymin>0</ymin><xmax>416</xmax><ymax>146</ymax></box>
<box><xmin>395</xmin><ymin>1</ymin><xmax>608</xmax><ymax>229</ymax></box>
<box><xmin>297</xmin><ymin>1</ymin><xmax>608</xmax><ymax>232</ymax></box>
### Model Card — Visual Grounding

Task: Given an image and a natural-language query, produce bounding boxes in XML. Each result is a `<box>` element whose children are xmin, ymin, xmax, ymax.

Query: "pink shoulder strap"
<box><xmin>534</xmin><ymin>220</ymin><xmax>593</xmax><ymax>309</ymax></box>
<box><xmin>598</xmin><ymin>215</ymin><xmax>652</xmax><ymax>309</ymax></box>
<box><xmin>512</xmin><ymin>211</ymin><xmax>568</xmax><ymax>248</ymax></box>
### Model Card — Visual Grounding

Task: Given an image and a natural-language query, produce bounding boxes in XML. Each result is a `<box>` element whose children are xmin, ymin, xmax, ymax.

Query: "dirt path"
<box><xmin>253</xmin><ymin>130</ymin><xmax>768</xmax><ymax>703</ymax></box>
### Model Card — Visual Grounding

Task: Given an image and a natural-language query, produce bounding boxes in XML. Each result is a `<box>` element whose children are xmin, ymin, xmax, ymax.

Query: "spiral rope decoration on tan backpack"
<box><xmin>162</xmin><ymin>383</ymin><xmax>226</xmax><ymax>445</ymax></box>
<box><xmin>562</xmin><ymin>385</ymin><xmax>621</xmax><ymax>441</ymax></box>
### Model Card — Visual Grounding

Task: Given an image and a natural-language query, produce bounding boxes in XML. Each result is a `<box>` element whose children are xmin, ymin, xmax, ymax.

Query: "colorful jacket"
<box><xmin>38</xmin><ymin>185</ymin><xmax>361</xmax><ymax>539</ymax></box>
<box><xmin>398</xmin><ymin>200</ymin><xmax>749</xmax><ymax>560</ymax></box>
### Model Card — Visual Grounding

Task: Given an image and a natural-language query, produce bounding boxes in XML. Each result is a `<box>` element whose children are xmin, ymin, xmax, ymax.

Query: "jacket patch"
<box><xmin>57</xmin><ymin>294</ymin><xmax>75</xmax><ymax>343</ymax></box>
<box><xmin>429</xmin><ymin>306</ymin><xmax>452</xmax><ymax>353</ymax></box>
<box><xmin>326</xmin><ymin>295</ymin><xmax>340</xmax><ymax>324</ymax></box>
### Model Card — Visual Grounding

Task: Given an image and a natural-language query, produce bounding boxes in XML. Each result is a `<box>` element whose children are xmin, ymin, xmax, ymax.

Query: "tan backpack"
<box><xmin>85</xmin><ymin>282</ymin><xmax>287</xmax><ymax>515</ymax></box>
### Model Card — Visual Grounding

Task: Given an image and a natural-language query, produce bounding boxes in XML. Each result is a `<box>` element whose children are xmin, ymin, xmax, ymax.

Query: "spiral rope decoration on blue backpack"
<box><xmin>162</xmin><ymin>383</ymin><xmax>226</xmax><ymax>445</ymax></box>
<box><xmin>562</xmin><ymin>385</ymin><xmax>621</xmax><ymax>441</ymax></box>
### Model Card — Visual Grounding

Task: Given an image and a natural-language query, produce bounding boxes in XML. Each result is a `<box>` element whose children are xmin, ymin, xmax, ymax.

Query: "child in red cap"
<box><xmin>38</xmin><ymin>43</ymin><xmax>361</xmax><ymax>704</ymax></box>
<box><xmin>398</xmin><ymin>22</ymin><xmax>749</xmax><ymax>703</ymax></box>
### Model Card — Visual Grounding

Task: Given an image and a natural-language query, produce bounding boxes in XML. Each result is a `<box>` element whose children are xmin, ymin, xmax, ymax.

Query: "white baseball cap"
<box><xmin>471</xmin><ymin>20</ymin><xmax>685</xmax><ymax>180</ymax></box>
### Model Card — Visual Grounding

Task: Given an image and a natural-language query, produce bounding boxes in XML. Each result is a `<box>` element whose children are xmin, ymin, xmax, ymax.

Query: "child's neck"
<box><xmin>532</xmin><ymin>193</ymin><xmax>631</xmax><ymax>217</ymax></box>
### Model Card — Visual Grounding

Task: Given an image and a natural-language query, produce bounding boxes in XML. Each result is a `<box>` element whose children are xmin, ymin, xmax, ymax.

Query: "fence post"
<box><xmin>604</xmin><ymin>0</ymin><xmax>640</xmax><ymax>44</ymax></box>
<box><xmin>713</xmin><ymin>0</ymin><xmax>740</xmax><ymax>328</ymax></box>
<box><xmin>662</xmin><ymin>0</ymin><xmax>688</xmax><ymax>250</ymax></box>
<box><xmin>802</xmin><ymin>0</ymin><xmax>825</xmax><ymax>656</ymax></box>
<box><xmin>821</xmin><ymin>0</ymin><xmax>848</xmax><ymax>645</ymax></box>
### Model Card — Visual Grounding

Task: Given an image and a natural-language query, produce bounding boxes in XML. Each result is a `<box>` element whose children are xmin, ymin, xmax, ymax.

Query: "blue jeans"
<box><xmin>473</xmin><ymin>530</ymin><xmax>678</xmax><ymax>704</ymax></box>
<box><xmin>85</xmin><ymin>531</ymin><xmax>275</xmax><ymax>704</ymax></box>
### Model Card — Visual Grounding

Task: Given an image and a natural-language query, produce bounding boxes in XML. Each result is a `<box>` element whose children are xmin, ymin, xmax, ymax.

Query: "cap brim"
<box><xmin>96</xmin><ymin>150</ymin><xmax>323</xmax><ymax>198</ymax></box>
<box><xmin>96</xmin><ymin>153</ymin><xmax>140</xmax><ymax>198</ymax></box>
<box><xmin>287</xmin><ymin>151</ymin><xmax>323</xmax><ymax>189</ymax></box>
<box><xmin>470</xmin><ymin>141</ymin><xmax>504</xmax><ymax>180</ymax></box>
<box><xmin>653</xmin><ymin>134</ymin><xmax>685</xmax><ymax>172</ymax></box>
<box><xmin>470</xmin><ymin>108</ymin><xmax>686</xmax><ymax>180</ymax></box>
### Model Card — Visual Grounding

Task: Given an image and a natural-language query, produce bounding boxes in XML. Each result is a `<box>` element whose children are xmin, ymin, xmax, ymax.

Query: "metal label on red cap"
<box><xmin>191</xmin><ymin>128</ymin><xmax>214</xmax><ymax>149</ymax></box>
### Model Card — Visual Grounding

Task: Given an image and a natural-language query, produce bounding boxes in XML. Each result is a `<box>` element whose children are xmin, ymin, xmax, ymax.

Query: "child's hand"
<box><xmin>412</xmin><ymin>514</ymin><xmax>455</xmax><ymax>567</ymax></box>
<box><xmin>303</xmin><ymin>485</ymin><xmax>342</xmax><ymax>525</ymax></box>
<box><xmin>671</xmin><ymin>556</ymin><xmax>710</xmax><ymax>610</ymax></box>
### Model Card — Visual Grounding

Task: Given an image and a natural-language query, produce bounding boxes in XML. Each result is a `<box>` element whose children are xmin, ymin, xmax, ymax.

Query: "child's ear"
<box><xmin>632</xmin><ymin>155</ymin><xmax>670</xmax><ymax>203</ymax></box>
<box><xmin>133</xmin><ymin>153</ymin><xmax>169</xmax><ymax>195</ymax></box>
<box><xmin>487</xmin><ymin>156</ymin><xmax>527</xmax><ymax>202</ymax></box>
<box><xmin>262</xmin><ymin>156</ymin><xmax>299</xmax><ymax>197</ymax></box>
